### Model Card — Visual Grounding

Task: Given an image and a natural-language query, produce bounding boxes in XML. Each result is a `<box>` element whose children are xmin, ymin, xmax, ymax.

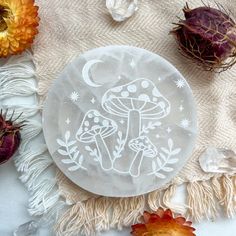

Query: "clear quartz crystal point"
<box><xmin>199</xmin><ymin>146</ymin><xmax>236</xmax><ymax>173</ymax></box>
<box><xmin>106</xmin><ymin>0</ymin><xmax>138</xmax><ymax>22</ymax></box>
<box><xmin>13</xmin><ymin>221</ymin><xmax>39</xmax><ymax>236</ymax></box>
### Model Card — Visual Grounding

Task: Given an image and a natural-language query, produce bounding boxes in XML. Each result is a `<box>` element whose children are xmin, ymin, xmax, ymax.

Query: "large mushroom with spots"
<box><xmin>128</xmin><ymin>136</ymin><xmax>157</xmax><ymax>177</ymax></box>
<box><xmin>102</xmin><ymin>78</ymin><xmax>170</xmax><ymax>165</ymax></box>
<box><xmin>76</xmin><ymin>109</ymin><xmax>117</xmax><ymax>170</ymax></box>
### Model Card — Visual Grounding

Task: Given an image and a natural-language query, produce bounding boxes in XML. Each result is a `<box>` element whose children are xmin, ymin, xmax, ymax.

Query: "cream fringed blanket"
<box><xmin>11</xmin><ymin>0</ymin><xmax>236</xmax><ymax>235</ymax></box>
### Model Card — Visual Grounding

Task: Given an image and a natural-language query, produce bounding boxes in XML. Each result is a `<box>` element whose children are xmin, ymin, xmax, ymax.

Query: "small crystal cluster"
<box><xmin>199</xmin><ymin>147</ymin><xmax>236</xmax><ymax>173</ymax></box>
<box><xmin>106</xmin><ymin>0</ymin><xmax>138</xmax><ymax>22</ymax></box>
<box><xmin>13</xmin><ymin>221</ymin><xmax>38</xmax><ymax>236</ymax></box>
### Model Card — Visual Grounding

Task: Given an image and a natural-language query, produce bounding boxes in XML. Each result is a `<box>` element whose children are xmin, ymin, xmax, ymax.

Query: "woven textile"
<box><xmin>32</xmin><ymin>0</ymin><xmax>236</xmax><ymax>234</ymax></box>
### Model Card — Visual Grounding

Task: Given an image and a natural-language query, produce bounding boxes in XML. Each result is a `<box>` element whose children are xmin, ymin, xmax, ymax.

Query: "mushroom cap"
<box><xmin>76</xmin><ymin>109</ymin><xmax>117</xmax><ymax>143</ymax></box>
<box><xmin>102</xmin><ymin>78</ymin><xmax>170</xmax><ymax>119</ymax></box>
<box><xmin>128</xmin><ymin>136</ymin><xmax>157</xmax><ymax>158</ymax></box>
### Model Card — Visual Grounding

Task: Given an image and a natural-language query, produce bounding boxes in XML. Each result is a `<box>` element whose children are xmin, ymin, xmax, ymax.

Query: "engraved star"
<box><xmin>120</xmin><ymin>119</ymin><xmax>125</xmax><ymax>124</ymax></box>
<box><xmin>179</xmin><ymin>105</ymin><xmax>184</xmax><ymax>111</ymax></box>
<box><xmin>181</xmin><ymin>119</ymin><xmax>190</xmax><ymax>128</ymax></box>
<box><xmin>91</xmin><ymin>97</ymin><xmax>96</xmax><ymax>104</ymax></box>
<box><xmin>167</xmin><ymin>127</ymin><xmax>172</xmax><ymax>133</ymax></box>
<box><xmin>158</xmin><ymin>77</ymin><xmax>162</xmax><ymax>81</ymax></box>
<box><xmin>65</xmin><ymin>118</ymin><xmax>71</xmax><ymax>125</ymax></box>
<box><xmin>175</xmin><ymin>79</ymin><xmax>185</xmax><ymax>88</ymax></box>
<box><xmin>130</xmin><ymin>59</ymin><xmax>136</xmax><ymax>68</ymax></box>
<box><xmin>70</xmin><ymin>91</ymin><xmax>80</xmax><ymax>102</ymax></box>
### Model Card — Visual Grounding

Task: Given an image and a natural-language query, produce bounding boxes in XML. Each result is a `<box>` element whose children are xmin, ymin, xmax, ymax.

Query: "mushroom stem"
<box><xmin>113</xmin><ymin>110</ymin><xmax>141</xmax><ymax>172</ymax></box>
<box><xmin>129</xmin><ymin>150</ymin><xmax>144</xmax><ymax>177</ymax></box>
<box><xmin>127</xmin><ymin>109</ymin><xmax>141</xmax><ymax>140</ymax></box>
<box><xmin>94</xmin><ymin>133</ymin><xmax>112</xmax><ymax>170</ymax></box>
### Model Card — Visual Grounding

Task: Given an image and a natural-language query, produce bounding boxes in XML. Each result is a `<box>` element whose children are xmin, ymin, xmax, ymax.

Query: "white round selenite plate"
<box><xmin>43</xmin><ymin>46</ymin><xmax>197</xmax><ymax>197</ymax></box>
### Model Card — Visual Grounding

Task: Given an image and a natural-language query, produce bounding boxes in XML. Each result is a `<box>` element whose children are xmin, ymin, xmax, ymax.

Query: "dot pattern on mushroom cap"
<box><xmin>76</xmin><ymin>109</ymin><xmax>118</xmax><ymax>143</ymax></box>
<box><xmin>128</xmin><ymin>136</ymin><xmax>157</xmax><ymax>157</ymax></box>
<box><xmin>102</xmin><ymin>78</ymin><xmax>171</xmax><ymax>119</ymax></box>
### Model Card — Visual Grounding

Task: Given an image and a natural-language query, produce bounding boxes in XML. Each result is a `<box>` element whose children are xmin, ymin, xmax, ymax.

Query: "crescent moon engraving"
<box><xmin>82</xmin><ymin>59</ymin><xmax>103</xmax><ymax>87</ymax></box>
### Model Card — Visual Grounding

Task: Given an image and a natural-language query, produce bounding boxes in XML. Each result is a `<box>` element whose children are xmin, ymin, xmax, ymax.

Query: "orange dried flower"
<box><xmin>0</xmin><ymin>0</ymin><xmax>39</xmax><ymax>57</ymax></box>
<box><xmin>131</xmin><ymin>208</ymin><xmax>196</xmax><ymax>236</ymax></box>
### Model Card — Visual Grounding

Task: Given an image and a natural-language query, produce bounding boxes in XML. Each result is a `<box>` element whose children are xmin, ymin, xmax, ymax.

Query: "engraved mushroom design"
<box><xmin>128</xmin><ymin>136</ymin><xmax>157</xmax><ymax>177</ymax></box>
<box><xmin>76</xmin><ymin>109</ymin><xmax>117</xmax><ymax>170</ymax></box>
<box><xmin>102</xmin><ymin>78</ymin><xmax>170</xmax><ymax>141</ymax></box>
<box><xmin>102</xmin><ymin>78</ymin><xmax>170</xmax><ymax>171</ymax></box>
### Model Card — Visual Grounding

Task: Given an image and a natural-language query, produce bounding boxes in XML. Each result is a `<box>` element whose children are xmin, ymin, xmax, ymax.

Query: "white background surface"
<box><xmin>1</xmin><ymin>159</ymin><xmax>236</xmax><ymax>235</ymax></box>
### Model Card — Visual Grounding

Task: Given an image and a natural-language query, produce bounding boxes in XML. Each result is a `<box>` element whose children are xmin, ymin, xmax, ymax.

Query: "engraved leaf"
<box><xmin>67</xmin><ymin>140</ymin><xmax>77</xmax><ymax>146</ymax></box>
<box><xmin>171</xmin><ymin>148</ymin><xmax>181</xmax><ymax>155</ymax></box>
<box><xmin>161</xmin><ymin>147</ymin><xmax>170</xmax><ymax>155</ymax></box>
<box><xmin>118</xmin><ymin>131</ymin><xmax>122</xmax><ymax>138</ymax></box>
<box><xmin>168</xmin><ymin>158</ymin><xmax>179</xmax><ymax>164</ymax></box>
<box><xmin>160</xmin><ymin>152</ymin><xmax>166</xmax><ymax>161</ymax></box>
<box><xmin>162</xmin><ymin>167</ymin><xmax>174</xmax><ymax>172</ymax></box>
<box><xmin>72</xmin><ymin>151</ymin><xmax>80</xmax><ymax>161</ymax></box>
<box><xmin>156</xmin><ymin>157</ymin><xmax>162</xmax><ymax>167</ymax></box>
<box><xmin>57</xmin><ymin>139</ymin><xmax>66</xmax><ymax>147</ymax></box>
<box><xmin>93</xmin><ymin>149</ymin><xmax>98</xmax><ymax>156</ymax></box>
<box><xmin>69</xmin><ymin>146</ymin><xmax>77</xmax><ymax>154</ymax></box>
<box><xmin>65</xmin><ymin>131</ymin><xmax>70</xmax><ymax>141</ymax></box>
<box><xmin>155</xmin><ymin>172</ymin><xmax>166</xmax><ymax>179</ymax></box>
<box><xmin>79</xmin><ymin>155</ymin><xmax>84</xmax><ymax>165</ymax></box>
<box><xmin>58</xmin><ymin>149</ymin><xmax>68</xmax><ymax>156</ymax></box>
<box><xmin>168</xmin><ymin>139</ymin><xmax>173</xmax><ymax>150</ymax></box>
<box><xmin>152</xmin><ymin>160</ymin><xmax>157</xmax><ymax>171</ymax></box>
<box><xmin>68</xmin><ymin>165</ymin><xmax>80</xmax><ymax>171</ymax></box>
<box><xmin>61</xmin><ymin>159</ymin><xmax>73</xmax><ymax>164</ymax></box>
<box><xmin>85</xmin><ymin>146</ymin><xmax>92</xmax><ymax>151</ymax></box>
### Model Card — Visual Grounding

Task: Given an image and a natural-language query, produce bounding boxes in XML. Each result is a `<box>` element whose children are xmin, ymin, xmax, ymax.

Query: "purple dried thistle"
<box><xmin>171</xmin><ymin>3</ymin><xmax>236</xmax><ymax>72</ymax></box>
<box><xmin>0</xmin><ymin>109</ymin><xmax>23</xmax><ymax>165</ymax></box>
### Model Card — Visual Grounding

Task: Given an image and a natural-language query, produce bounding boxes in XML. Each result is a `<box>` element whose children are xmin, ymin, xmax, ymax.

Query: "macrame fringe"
<box><xmin>187</xmin><ymin>175</ymin><xmax>236</xmax><ymax>221</ymax></box>
<box><xmin>55</xmin><ymin>175</ymin><xmax>236</xmax><ymax>236</ymax></box>
<box><xmin>1</xmin><ymin>51</ymin><xmax>63</xmax><ymax>228</ymax></box>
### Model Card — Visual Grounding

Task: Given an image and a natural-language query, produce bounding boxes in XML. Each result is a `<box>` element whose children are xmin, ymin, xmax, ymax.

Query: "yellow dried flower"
<box><xmin>131</xmin><ymin>208</ymin><xmax>196</xmax><ymax>236</ymax></box>
<box><xmin>0</xmin><ymin>0</ymin><xmax>39</xmax><ymax>57</ymax></box>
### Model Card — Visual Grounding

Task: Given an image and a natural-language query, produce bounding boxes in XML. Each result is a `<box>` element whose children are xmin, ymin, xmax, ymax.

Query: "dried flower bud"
<box><xmin>171</xmin><ymin>3</ymin><xmax>236</xmax><ymax>71</ymax></box>
<box><xmin>0</xmin><ymin>110</ymin><xmax>22</xmax><ymax>165</ymax></box>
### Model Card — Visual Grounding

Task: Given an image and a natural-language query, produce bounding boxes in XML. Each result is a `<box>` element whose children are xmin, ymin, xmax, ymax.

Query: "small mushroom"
<box><xmin>102</xmin><ymin>78</ymin><xmax>170</xmax><ymax>142</ymax></box>
<box><xmin>128</xmin><ymin>136</ymin><xmax>157</xmax><ymax>177</ymax></box>
<box><xmin>76</xmin><ymin>109</ymin><xmax>117</xmax><ymax>170</ymax></box>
